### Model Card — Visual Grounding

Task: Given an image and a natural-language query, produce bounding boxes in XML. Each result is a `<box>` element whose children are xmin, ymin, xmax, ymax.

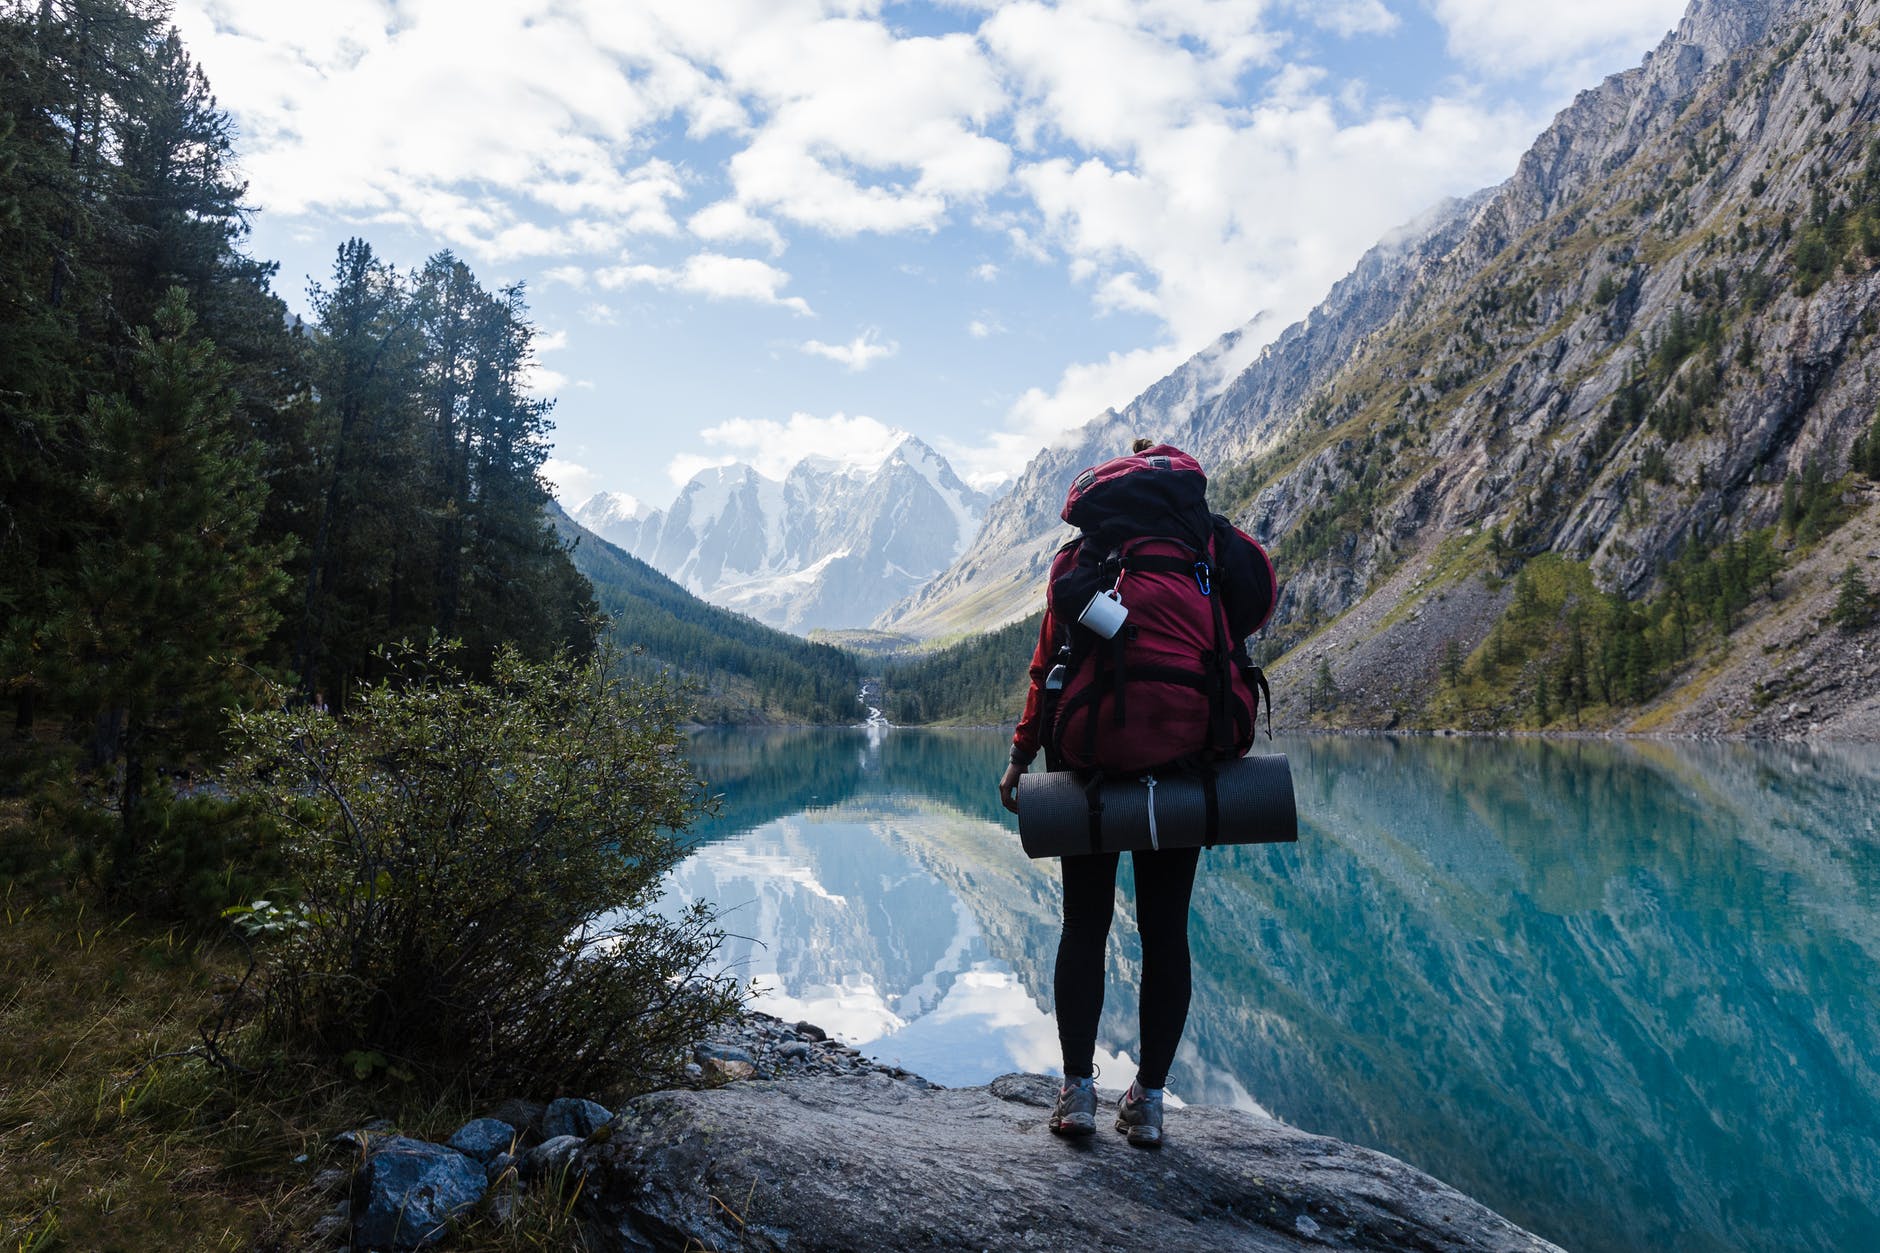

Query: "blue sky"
<box><xmin>173</xmin><ymin>0</ymin><xmax>1690</xmax><ymax>510</ymax></box>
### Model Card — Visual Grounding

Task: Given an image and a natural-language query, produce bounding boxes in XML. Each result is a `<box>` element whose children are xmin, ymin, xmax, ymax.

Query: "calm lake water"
<box><xmin>665</xmin><ymin>728</ymin><xmax>1880</xmax><ymax>1253</ymax></box>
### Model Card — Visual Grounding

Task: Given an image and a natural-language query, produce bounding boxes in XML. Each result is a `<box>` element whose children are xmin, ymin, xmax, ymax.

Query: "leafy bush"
<box><xmin>225</xmin><ymin>641</ymin><xmax>741</xmax><ymax>1098</ymax></box>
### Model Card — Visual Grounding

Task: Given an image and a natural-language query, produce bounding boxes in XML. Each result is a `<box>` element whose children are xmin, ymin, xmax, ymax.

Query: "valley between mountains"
<box><xmin>571</xmin><ymin>0</ymin><xmax>1880</xmax><ymax>741</ymax></box>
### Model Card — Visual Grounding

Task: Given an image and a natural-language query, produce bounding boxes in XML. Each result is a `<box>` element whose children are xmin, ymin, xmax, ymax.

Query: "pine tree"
<box><xmin>295</xmin><ymin>238</ymin><xmax>425</xmax><ymax>706</ymax></box>
<box><xmin>1312</xmin><ymin>657</ymin><xmax>1337</xmax><ymax>711</ymax></box>
<box><xmin>1832</xmin><ymin>563</ymin><xmax>1874</xmax><ymax>630</ymax></box>
<box><xmin>41</xmin><ymin>289</ymin><xmax>289</xmax><ymax>893</ymax></box>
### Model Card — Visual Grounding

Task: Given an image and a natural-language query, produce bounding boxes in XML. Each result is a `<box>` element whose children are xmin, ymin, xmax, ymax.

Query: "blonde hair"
<box><xmin>1131</xmin><ymin>437</ymin><xmax>1154</xmax><ymax>453</ymax></box>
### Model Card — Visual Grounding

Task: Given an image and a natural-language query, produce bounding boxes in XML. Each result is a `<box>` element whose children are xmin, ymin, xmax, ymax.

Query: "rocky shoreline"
<box><xmin>683</xmin><ymin>1009</ymin><xmax>939</xmax><ymax>1089</ymax></box>
<box><xmin>310</xmin><ymin>1010</ymin><xmax>1563</xmax><ymax>1252</ymax></box>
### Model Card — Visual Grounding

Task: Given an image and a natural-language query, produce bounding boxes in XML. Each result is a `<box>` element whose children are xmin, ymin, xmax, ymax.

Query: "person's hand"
<box><xmin>999</xmin><ymin>761</ymin><xmax>1024</xmax><ymax>813</ymax></box>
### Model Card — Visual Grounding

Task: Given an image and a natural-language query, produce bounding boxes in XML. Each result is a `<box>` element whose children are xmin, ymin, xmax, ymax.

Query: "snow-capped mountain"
<box><xmin>574</xmin><ymin>435</ymin><xmax>990</xmax><ymax>634</ymax></box>
<box><xmin>570</xmin><ymin>490</ymin><xmax>651</xmax><ymax>539</ymax></box>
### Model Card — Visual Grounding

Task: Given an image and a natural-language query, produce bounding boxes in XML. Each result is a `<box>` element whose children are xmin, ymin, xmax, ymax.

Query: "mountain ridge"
<box><xmin>576</xmin><ymin>435</ymin><xmax>988</xmax><ymax>635</ymax></box>
<box><xmin>877</xmin><ymin>0</ymin><xmax>1880</xmax><ymax>739</ymax></box>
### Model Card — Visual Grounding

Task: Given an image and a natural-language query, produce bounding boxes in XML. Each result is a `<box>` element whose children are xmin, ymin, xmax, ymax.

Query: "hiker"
<box><xmin>998</xmin><ymin>438</ymin><xmax>1274</xmax><ymax>1148</ymax></box>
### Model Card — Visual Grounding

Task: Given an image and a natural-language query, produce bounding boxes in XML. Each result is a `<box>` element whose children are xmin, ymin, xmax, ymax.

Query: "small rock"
<box><xmin>331</xmin><ymin>1119</ymin><xmax>396</xmax><ymax>1154</ymax></box>
<box><xmin>486</xmin><ymin>1099</ymin><xmax>547</xmax><ymax>1142</ymax></box>
<box><xmin>312</xmin><ymin>1167</ymin><xmax>351</xmax><ymax>1196</ymax></box>
<box><xmin>518</xmin><ymin>1128</ymin><xmax>582</xmax><ymax>1181</ymax></box>
<box><xmin>522</xmin><ymin>1135</ymin><xmax>586</xmax><ymax>1182</ymax></box>
<box><xmin>310</xmin><ymin>1202</ymin><xmax>350</xmax><ymax>1246</ymax></box>
<box><xmin>541</xmin><ymin>1097</ymin><xmax>614</xmax><ymax>1141</ymax></box>
<box><xmin>352</xmin><ymin>1135</ymin><xmax>485</xmax><ymax>1251</ymax></box>
<box><xmin>780</xmin><ymin>1042</ymin><xmax>813</xmax><ymax>1061</ymax></box>
<box><xmin>445</xmin><ymin>1118</ymin><xmax>517</xmax><ymax>1163</ymax></box>
<box><xmin>694</xmin><ymin>1042</ymin><xmax>755</xmax><ymax>1066</ymax></box>
<box><xmin>485</xmin><ymin>1151</ymin><xmax>519</xmax><ymax>1187</ymax></box>
<box><xmin>487</xmin><ymin>1192</ymin><xmax>520</xmax><ymax>1227</ymax></box>
<box><xmin>705</xmin><ymin>1057</ymin><xmax>757</xmax><ymax>1082</ymax></box>
<box><xmin>683</xmin><ymin>1062</ymin><xmax>704</xmax><ymax>1082</ymax></box>
<box><xmin>795</xmin><ymin>1020</ymin><xmax>828</xmax><ymax>1041</ymax></box>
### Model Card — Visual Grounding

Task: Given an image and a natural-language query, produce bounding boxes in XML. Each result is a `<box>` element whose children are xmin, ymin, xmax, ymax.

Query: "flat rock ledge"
<box><xmin>581</xmin><ymin>1072</ymin><xmax>1563</xmax><ymax>1252</ymax></box>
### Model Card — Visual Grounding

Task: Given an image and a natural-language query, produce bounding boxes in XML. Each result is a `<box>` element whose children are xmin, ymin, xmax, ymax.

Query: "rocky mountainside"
<box><xmin>576</xmin><ymin>436</ymin><xmax>987</xmax><ymax>634</ymax></box>
<box><xmin>886</xmin><ymin>0</ymin><xmax>1880</xmax><ymax>737</ymax></box>
<box><xmin>548</xmin><ymin>504</ymin><xmax>861</xmax><ymax>724</ymax></box>
<box><xmin>876</xmin><ymin>191</ymin><xmax>1491</xmax><ymax>637</ymax></box>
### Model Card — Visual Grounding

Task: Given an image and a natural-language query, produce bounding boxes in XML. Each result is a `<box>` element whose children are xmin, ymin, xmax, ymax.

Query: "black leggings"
<box><xmin>1054</xmin><ymin>846</ymin><xmax>1199</xmax><ymax>1090</ymax></box>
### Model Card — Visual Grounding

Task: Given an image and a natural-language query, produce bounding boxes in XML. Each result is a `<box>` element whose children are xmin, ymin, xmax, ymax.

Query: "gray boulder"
<box><xmin>542</xmin><ymin>1096</ymin><xmax>614</xmax><ymax>1140</ymax></box>
<box><xmin>351</xmin><ymin>1135</ymin><xmax>485</xmax><ymax>1250</ymax></box>
<box><xmin>522</xmin><ymin>1134</ymin><xmax>587</xmax><ymax>1182</ymax></box>
<box><xmin>581</xmin><ymin>1073</ymin><xmax>1563</xmax><ymax>1252</ymax></box>
<box><xmin>445</xmin><ymin>1117</ymin><xmax>516</xmax><ymax>1163</ymax></box>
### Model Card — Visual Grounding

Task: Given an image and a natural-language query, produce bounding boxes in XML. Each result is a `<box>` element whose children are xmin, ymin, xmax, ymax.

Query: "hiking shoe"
<box><xmin>1050</xmin><ymin>1078</ymin><xmax>1098</xmax><ymax>1136</ymax></box>
<box><xmin>1115</xmin><ymin>1084</ymin><xmax>1164</xmax><ymax>1148</ymax></box>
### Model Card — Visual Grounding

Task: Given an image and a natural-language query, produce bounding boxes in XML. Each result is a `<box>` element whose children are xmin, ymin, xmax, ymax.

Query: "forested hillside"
<box><xmin>0</xmin><ymin>0</ymin><xmax>591</xmax><ymax>901</ymax></box>
<box><xmin>879</xmin><ymin>614</ymin><xmax>1039</xmax><ymax>726</ymax></box>
<box><xmin>552</xmin><ymin>508</ymin><xmax>862</xmax><ymax>724</ymax></box>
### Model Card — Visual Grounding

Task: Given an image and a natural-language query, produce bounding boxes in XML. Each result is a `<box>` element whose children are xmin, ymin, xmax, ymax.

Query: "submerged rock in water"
<box><xmin>579</xmin><ymin>1072</ymin><xmax>1563</xmax><ymax>1252</ymax></box>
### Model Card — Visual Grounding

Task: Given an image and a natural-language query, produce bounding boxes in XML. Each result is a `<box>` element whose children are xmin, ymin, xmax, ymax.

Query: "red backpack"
<box><xmin>1043</xmin><ymin>445</ymin><xmax>1276</xmax><ymax>773</ymax></box>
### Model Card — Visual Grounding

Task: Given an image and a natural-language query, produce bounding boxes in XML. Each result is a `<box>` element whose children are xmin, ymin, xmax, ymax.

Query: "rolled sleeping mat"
<box><xmin>1016</xmin><ymin>755</ymin><xmax>1297</xmax><ymax>859</ymax></box>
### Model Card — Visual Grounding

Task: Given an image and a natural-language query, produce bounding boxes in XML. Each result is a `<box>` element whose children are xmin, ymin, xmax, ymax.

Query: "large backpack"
<box><xmin>1043</xmin><ymin>444</ymin><xmax>1275</xmax><ymax>774</ymax></box>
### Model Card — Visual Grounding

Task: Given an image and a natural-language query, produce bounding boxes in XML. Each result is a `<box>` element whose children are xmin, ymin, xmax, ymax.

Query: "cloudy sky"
<box><xmin>173</xmin><ymin>0</ymin><xmax>1690</xmax><ymax>510</ymax></box>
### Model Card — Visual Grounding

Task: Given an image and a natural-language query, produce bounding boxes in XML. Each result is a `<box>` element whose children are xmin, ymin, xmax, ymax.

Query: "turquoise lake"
<box><xmin>667</xmin><ymin>728</ymin><xmax>1880</xmax><ymax>1253</ymax></box>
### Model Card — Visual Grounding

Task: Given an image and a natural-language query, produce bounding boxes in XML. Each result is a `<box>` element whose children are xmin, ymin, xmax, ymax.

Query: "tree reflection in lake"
<box><xmin>670</xmin><ymin>728</ymin><xmax>1880</xmax><ymax>1253</ymax></box>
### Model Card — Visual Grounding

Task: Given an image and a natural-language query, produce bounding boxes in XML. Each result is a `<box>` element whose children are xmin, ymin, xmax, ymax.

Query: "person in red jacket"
<box><xmin>998</xmin><ymin>437</ymin><xmax>1274</xmax><ymax>1148</ymax></box>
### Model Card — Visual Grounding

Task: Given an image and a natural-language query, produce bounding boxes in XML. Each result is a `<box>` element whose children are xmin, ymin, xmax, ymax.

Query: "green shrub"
<box><xmin>224</xmin><ymin>641</ymin><xmax>741</xmax><ymax>1099</ymax></box>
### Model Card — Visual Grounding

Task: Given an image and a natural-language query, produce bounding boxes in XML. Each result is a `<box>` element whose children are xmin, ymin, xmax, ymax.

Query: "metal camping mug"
<box><xmin>1078</xmin><ymin>588</ymin><xmax>1128</xmax><ymax>638</ymax></box>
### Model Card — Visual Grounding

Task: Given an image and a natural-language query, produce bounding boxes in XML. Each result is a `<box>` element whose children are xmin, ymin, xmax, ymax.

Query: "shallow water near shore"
<box><xmin>662</xmin><ymin>727</ymin><xmax>1880</xmax><ymax>1253</ymax></box>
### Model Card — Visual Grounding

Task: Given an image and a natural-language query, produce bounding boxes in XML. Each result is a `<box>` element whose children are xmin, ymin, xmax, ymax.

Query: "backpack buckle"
<box><xmin>1192</xmin><ymin>561</ymin><xmax>1213</xmax><ymax>596</ymax></box>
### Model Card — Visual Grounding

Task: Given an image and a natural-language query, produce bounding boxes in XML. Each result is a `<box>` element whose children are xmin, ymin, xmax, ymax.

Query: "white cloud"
<box><xmin>581</xmin><ymin>302</ymin><xmax>618</xmax><ymax>325</ymax></box>
<box><xmin>689</xmin><ymin>198</ymin><xmax>786</xmax><ymax>255</ymax></box>
<box><xmin>1297</xmin><ymin>0</ymin><xmax>1400</xmax><ymax>38</ymax></box>
<box><xmin>715</xmin><ymin>20</ymin><xmax>1012</xmax><ymax>235</ymax></box>
<box><xmin>666</xmin><ymin>452</ymin><xmax>739</xmax><ymax>487</ymax></box>
<box><xmin>172</xmin><ymin>1</ymin><xmax>692</xmax><ymax>261</ymax></box>
<box><xmin>1429</xmin><ymin>0</ymin><xmax>1686</xmax><ymax>79</ymax></box>
<box><xmin>800</xmin><ymin>330</ymin><xmax>899</xmax><ymax>371</ymax></box>
<box><xmin>940</xmin><ymin>344</ymin><xmax>1187</xmax><ymax>490</ymax></box>
<box><xmin>1095</xmin><ymin>272</ymin><xmax>1160</xmax><ymax>318</ymax></box>
<box><xmin>597</xmin><ymin>252</ymin><xmax>813</xmax><ymax>315</ymax></box>
<box><xmin>982</xmin><ymin>1</ymin><xmax>1278</xmax><ymax>156</ymax></box>
<box><xmin>523</xmin><ymin>363</ymin><xmax>568</xmax><ymax>397</ymax></box>
<box><xmin>542</xmin><ymin>457</ymin><xmax>601</xmax><ymax>502</ymax></box>
<box><xmin>536</xmin><ymin>329</ymin><xmax>570</xmax><ymax>354</ymax></box>
<box><xmin>1014</xmin><ymin>92</ymin><xmax>1538</xmax><ymax>347</ymax></box>
<box><xmin>698</xmin><ymin>413</ymin><xmax>909</xmax><ymax>480</ymax></box>
<box><xmin>175</xmin><ymin>0</ymin><xmax>1681</xmax><ymax>501</ymax></box>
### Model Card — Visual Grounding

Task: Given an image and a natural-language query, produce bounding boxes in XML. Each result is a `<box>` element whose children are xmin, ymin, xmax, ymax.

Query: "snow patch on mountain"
<box><xmin>576</xmin><ymin>435</ymin><xmax>990</xmax><ymax>633</ymax></box>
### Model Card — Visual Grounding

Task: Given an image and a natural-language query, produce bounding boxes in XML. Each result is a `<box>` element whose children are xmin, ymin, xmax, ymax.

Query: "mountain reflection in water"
<box><xmin>666</xmin><ymin>728</ymin><xmax>1880</xmax><ymax>1253</ymax></box>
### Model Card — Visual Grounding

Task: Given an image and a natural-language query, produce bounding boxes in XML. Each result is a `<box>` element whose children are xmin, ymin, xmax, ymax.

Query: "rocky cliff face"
<box><xmin>888</xmin><ymin>0</ymin><xmax>1880</xmax><ymax>735</ymax></box>
<box><xmin>875</xmin><ymin>191</ymin><xmax>1490</xmax><ymax>637</ymax></box>
<box><xmin>577</xmin><ymin>436</ymin><xmax>987</xmax><ymax>634</ymax></box>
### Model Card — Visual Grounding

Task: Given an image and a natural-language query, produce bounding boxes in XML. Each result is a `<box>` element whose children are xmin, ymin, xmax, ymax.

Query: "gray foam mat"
<box><xmin>1017</xmin><ymin>755</ymin><xmax>1297</xmax><ymax>858</ymax></box>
